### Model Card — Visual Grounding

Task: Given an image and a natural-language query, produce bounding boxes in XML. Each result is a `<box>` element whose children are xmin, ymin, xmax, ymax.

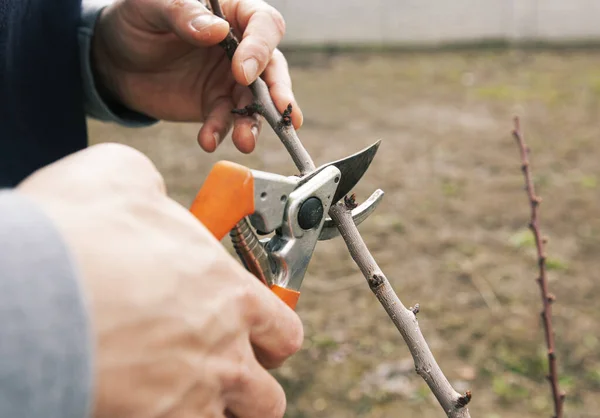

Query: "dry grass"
<box><xmin>88</xmin><ymin>48</ymin><xmax>600</xmax><ymax>418</ymax></box>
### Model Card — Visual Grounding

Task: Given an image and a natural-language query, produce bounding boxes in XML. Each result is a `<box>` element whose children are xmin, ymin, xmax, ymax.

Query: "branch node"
<box><xmin>219</xmin><ymin>30</ymin><xmax>239</xmax><ymax>60</ymax></box>
<box><xmin>410</xmin><ymin>303</ymin><xmax>420</xmax><ymax>315</ymax></box>
<box><xmin>344</xmin><ymin>193</ymin><xmax>358</xmax><ymax>210</ymax></box>
<box><xmin>278</xmin><ymin>103</ymin><xmax>293</xmax><ymax>127</ymax></box>
<box><xmin>367</xmin><ymin>273</ymin><xmax>385</xmax><ymax>290</ymax></box>
<box><xmin>547</xmin><ymin>293</ymin><xmax>556</xmax><ymax>303</ymax></box>
<box><xmin>455</xmin><ymin>391</ymin><xmax>472</xmax><ymax>408</ymax></box>
<box><xmin>231</xmin><ymin>102</ymin><xmax>264</xmax><ymax>117</ymax></box>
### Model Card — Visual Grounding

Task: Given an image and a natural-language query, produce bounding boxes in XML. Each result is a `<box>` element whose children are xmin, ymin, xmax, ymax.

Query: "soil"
<box><xmin>88</xmin><ymin>48</ymin><xmax>600</xmax><ymax>418</ymax></box>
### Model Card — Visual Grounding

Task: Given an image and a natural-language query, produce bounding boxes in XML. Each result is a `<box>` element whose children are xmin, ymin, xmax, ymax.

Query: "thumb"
<box><xmin>144</xmin><ymin>0</ymin><xmax>230</xmax><ymax>46</ymax></box>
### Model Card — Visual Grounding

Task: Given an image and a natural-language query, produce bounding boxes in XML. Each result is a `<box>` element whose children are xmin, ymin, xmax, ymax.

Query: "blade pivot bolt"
<box><xmin>298</xmin><ymin>197</ymin><xmax>324</xmax><ymax>230</ymax></box>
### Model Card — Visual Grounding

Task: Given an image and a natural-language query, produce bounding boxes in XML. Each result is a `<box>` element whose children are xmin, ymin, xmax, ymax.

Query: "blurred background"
<box><xmin>88</xmin><ymin>1</ymin><xmax>600</xmax><ymax>417</ymax></box>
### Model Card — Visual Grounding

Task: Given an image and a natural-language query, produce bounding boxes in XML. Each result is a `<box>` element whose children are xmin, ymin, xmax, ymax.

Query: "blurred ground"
<box><xmin>88</xmin><ymin>49</ymin><xmax>600</xmax><ymax>418</ymax></box>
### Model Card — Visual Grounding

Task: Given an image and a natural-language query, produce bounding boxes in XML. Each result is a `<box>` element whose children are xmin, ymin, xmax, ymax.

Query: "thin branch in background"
<box><xmin>512</xmin><ymin>116</ymin><xmax>565</xmax><ymax>418</ymax></box>
<box><xmin>207</xmin><ymin>1</ymin><xmax>472</xmax><ymax>416</ymax></box>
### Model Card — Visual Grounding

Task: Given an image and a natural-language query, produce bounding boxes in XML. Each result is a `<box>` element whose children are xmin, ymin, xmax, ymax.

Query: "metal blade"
<box><xmin>319</xmin><ymin>140</ymin><xmax>381</xmax><ymax>204</ymax></box>
<box><xmin>319</xmin><ymin>189</ymin><xmax>385</xmax><ymax>240</ymax></box>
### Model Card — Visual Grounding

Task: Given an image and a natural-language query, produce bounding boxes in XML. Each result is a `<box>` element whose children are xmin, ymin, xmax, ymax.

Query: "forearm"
<box><xmin>79</xmin><ymin>0</ymin><xmax>157</xmax><ymax>127</ymax></box>
<box><xmin>0</xmin><ymin>191</ymin><xmax>93</xmax><ymax>418</ymax></box>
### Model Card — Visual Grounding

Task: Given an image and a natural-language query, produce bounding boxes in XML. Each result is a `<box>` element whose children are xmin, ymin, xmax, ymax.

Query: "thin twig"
<box><xmin>208</xmin><ymin>3</ymin><xmax>314</xmax><ymax>172</ymax></box>
<box><xmin>512</xmin><ymin>117</ymin><xmax>565</xmax><ymax>418</ymax></box>
<box><xmin>208</xmin><ymin>1</ymin><xmax>471</xmax><ymax>416</ymax></box>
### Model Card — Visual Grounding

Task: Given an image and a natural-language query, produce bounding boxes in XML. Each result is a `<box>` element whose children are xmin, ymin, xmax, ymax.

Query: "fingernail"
<box><xmin>191</xmin><ymin>15</ymin><xmax>222</xmax><ymax>32</ymax></box>
<box><xmin>212</xmin><ymin>132</ymin><xmax>220</xmax><ymax>149</ymax></box>
<box><xmin>251</xmin><ymin>125</ymin><xmax>259</xmax><ymax>145</ymax></box>
<box><xmin>242</xmin><ymin>59</ymin><xmax>259</xmax><ymax>83</ymax></box>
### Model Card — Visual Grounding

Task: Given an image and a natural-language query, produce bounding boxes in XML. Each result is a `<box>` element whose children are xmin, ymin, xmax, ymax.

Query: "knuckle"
<box><xmin>232</xmin><ymin>280</ymin><xmax>262</xmax><ymax>312</ymax></box>
<box><xmin>270</xmin><ymin>48</ymin><xmax>291</xmax><ymax>76</ymax></box>
<box><xmin>92</xmin><ymin>143</ymin><xmax>166</xmax><ymax>194</ymax></box>
<box><xmin>250</xmin><ymin>34</ymin><xmax>272</xmax><ymax>62</ymax></box>
<box><xmin>282</xmin><ymin>314</ymin><xmax>304</xmax><ymax>355</ymax></box>
<box><xmin>91</xmin><ymin>142</ymin><xmax>147</xmax><ymax>167</ymax></box>
<box><xmin>265</xmin><ymin>388</ymin><xmax>287</xmax><ymax>418</ymax></box>
<box><xmin>273</xmin><ymin>393</ymin><xmax>287</xmax><ymax>418</ymax></box>
<box><xmin>222</xmin><ymin>362</ymin><xmax>252</xmax><ymax>391</ymax></box>
<box><xmin>165</xmin><ymin>0</ymin><xmax>193</xmax><ymax>26</ymax></box>
<box><xmin>264</xmin><ymin>379</ymin><xmax>287</xmax><ymax>417</ymax></box>
<box><xmin>265</xmin><ymin>7</ymin><xmax>286</xmax><ymax>39</ymax></box>
<box><xmin>271</xmin><ymin>48</ymin><xmax>285</xmax><ymax>62</ymax></box>
<box><xmin>167</xmin><ymin>0</ymin><xmax>187</xmax><ymax>12</ymax></box>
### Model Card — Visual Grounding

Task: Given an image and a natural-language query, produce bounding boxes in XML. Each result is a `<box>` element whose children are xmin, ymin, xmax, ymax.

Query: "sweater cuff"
<box><xmin>0</xmin><ymin>190</ymin><xmax>93</xmax><ymax>418</ymax></box>
<box><xmin>78</xmin><ymin>2</ymin><xmax>158</xmax><ymax>127</ymax></box>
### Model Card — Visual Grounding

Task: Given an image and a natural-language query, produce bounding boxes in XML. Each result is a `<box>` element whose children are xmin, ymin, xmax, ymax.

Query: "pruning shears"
<box><xmin>189</xmin><ymin>141</ymin><xmax>383</xmax><ymax>310</ymax></box>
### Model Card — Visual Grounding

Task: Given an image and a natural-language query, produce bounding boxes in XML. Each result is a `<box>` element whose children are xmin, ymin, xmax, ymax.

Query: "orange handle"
<box><xmin>270</xmin><ymin>285</ymin><xmax>300</xmax><ymax>310</ymax></box>
<box><xmin>190</xmin><ymin>161</ymin><xmax>301</xmax><ymax>310</ymax></box>
<box><xmin>190</xmin><ymin>161</ymin><xmax>255</xmax><ymax>241</ymax></box>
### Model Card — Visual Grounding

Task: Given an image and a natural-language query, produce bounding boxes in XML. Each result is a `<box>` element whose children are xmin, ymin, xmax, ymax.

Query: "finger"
<box><xmin>222</xmin><ymin>353</ymin><xmax>287</xmax><ymax>418</ymax></box>
<box><xmin>262</xmin><ymin>49</ymin><xmax>303</xmax><ymax>130</ymax></box>
<box><xmin>233</xmin><ymin>275</ymin><xmax>304</xmax><ymax>367</ymax></box>
<box><xmin>253</xmin><ymin>345</ymin><xmax>287</xmax><ymax>370</ymax></box>
<box><xmin>226</xmin><ymin>0</ymin><xmax>286</xmax><ymax>85</ymax></box>
<box><xmin>141</xmin><ymin>0</ymin><xmax>230</xmax><ymax>47</ymax></box>
<box><xmin>198</xmin><ymin>96</ymin><xmax>235</xmax><ymax>152</ymax></box>
<box><xmin>231</xmin><ymin>85</ymin><xmax>261</xmax><ymax>154</ymax></box>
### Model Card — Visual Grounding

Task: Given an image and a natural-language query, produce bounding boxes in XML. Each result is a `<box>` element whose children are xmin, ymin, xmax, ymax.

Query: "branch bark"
<box><xmin>512</xmin><ymin>117</ymin><xmax>565</xmax><ymax>418</ymax></box>
<box><xmin>207</xmin><ymin>2</ymin><xmax>471</xmax><ymax>416</ymax></box>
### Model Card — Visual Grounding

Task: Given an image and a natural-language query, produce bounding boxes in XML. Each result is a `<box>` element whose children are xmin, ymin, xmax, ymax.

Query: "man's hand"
<box><xmin>17</xmin><ymin>143</ymin><xmax>303</xmax><ymax>417</ymax></box>
<box><xmin>92</xmin><ymin>0</ymin><xmax>303</xmax><ymax>154</ymax></box>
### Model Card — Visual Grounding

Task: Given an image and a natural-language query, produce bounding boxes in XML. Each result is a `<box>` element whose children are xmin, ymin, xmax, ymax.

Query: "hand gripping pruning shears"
<box><xmin>189</xmin><ymin>141</ymin><xmax>383</xmax><ymax>310</ymax></box>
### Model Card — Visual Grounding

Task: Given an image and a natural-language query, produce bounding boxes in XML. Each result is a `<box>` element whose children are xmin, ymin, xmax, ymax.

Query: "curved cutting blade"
<box><xmin>306</xmin><ymin>140</ymin><xmax>381</xmax><ymax>204</ymax></box>
<box><xmin>319</xmin><ymin>189</ymin><xmax>385</xmax><ymax>240</ymax></box>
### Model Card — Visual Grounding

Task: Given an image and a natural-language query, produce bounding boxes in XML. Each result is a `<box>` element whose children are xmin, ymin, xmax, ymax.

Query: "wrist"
<box><xmin>80</xmin><ymin>2</ymin><xmax>158</xmax><ymax>126</ymax></box>
<box><xmin>90</xmin><ymin>7</ymin><xmax>125</xmax><ymax>111</ymax></box>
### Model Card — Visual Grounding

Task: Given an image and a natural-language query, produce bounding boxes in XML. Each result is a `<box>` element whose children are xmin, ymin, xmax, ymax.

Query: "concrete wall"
<box><xmin>268</xmin><ymin>0</ymin><xmax>600</xmax><ymax>46</ymax></box>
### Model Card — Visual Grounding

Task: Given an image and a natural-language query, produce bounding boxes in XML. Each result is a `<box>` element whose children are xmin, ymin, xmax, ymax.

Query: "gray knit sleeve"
<box><xmin>0</xmin><ymin>190</ymin><xmax>93</xmax><ymax>418</ymax></box>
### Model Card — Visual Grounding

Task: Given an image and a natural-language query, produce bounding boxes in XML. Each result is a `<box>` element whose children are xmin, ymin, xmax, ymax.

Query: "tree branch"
<box><xmin>512</xmin><ymin>117</ymin><xmax>565</xmax><ymax>418</ymax></box>
<box><xmin>207</xmin><ymin>1</ymin><xmax>471</xmax><ymax>416</ymax></box>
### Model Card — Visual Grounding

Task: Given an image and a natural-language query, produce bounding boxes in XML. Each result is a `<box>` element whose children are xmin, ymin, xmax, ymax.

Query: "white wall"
<box><xmin>268</xmin><ymin>0</ymin><xmax>600</xmax><ymax>46</ymax></box>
